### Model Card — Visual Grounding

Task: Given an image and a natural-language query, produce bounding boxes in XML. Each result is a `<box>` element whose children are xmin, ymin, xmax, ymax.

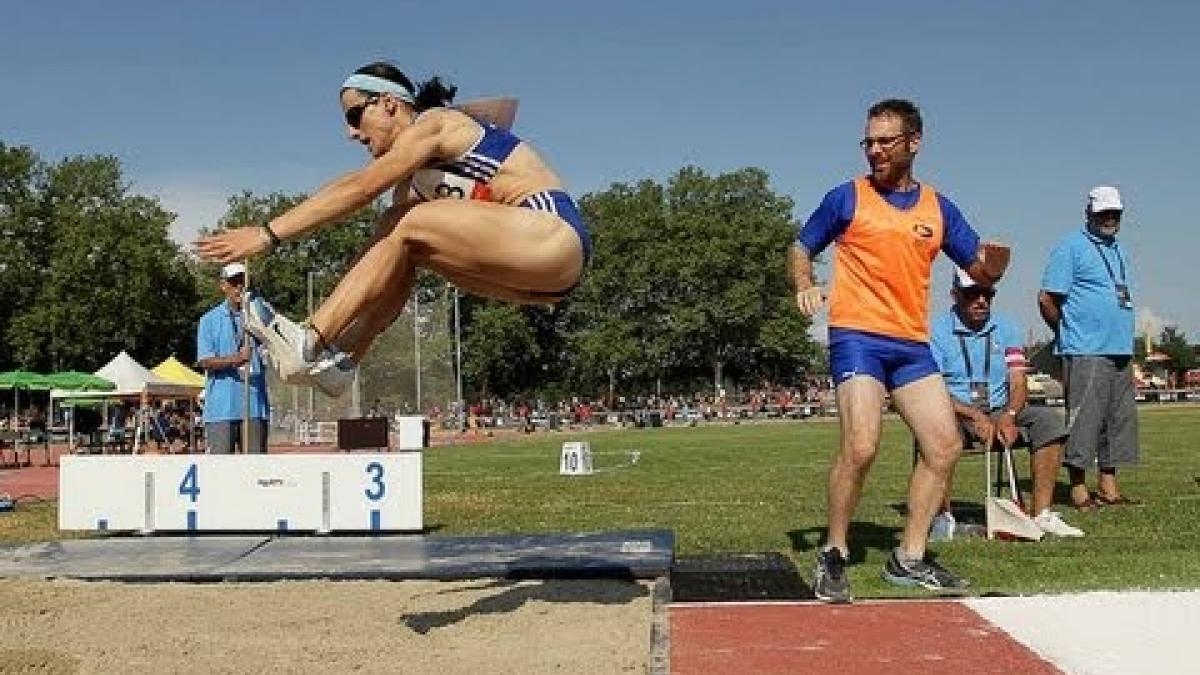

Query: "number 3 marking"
<box><xmin>365</xmin><ymin>462</ymin><xmax>385</xmax><ymax>501</ymax></box>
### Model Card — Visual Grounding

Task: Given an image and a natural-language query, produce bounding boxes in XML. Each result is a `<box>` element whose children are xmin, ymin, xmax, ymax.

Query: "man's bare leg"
<box><xmin>826</xmin><ymin>376</ymin><xmax>886</xmax><ymax>554</ymax></box>
<box><xmin>891</xmin><ymin>374</ymin><xmax>963</xmax><ymax>559</ymax></box>
<box><xmin>1030</xmin><ymin>440</ymin><xmax>1065</xmax><ymax>515</ymax></box>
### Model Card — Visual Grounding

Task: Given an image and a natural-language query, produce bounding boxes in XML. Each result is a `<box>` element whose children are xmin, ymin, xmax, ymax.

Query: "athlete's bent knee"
<box><xmin>919</xmin><ymin>434</ymin><xmax>962</xmax><ymax>475</ymax></box>
<box><xmin>840</xmin><ymin>441</ymin><xmax>879</xmax><ymax>472</ymax></box>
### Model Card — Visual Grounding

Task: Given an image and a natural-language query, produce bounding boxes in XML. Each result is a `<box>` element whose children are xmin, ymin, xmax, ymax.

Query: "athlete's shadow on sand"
<box><xmin>787</xmin><ymin>522</ymin><xmax>902</xmax><ymax>564</ymax></box>
<box><xmin>400</xmin><ymin>578</ymin><xmax>646</xmax><ymax>634</ymax></box>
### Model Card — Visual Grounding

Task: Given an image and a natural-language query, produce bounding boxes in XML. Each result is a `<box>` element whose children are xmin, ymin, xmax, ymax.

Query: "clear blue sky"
<box><xmin>3</xmin><ymin>1</ymin><xmax>1197</xmax><ymax>342</ymax></box>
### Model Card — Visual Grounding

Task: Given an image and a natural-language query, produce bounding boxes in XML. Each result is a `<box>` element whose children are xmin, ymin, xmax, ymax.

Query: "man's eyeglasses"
<box><xmin>959</xmin><ymin>287</ymin><xmax>996</xmax><ymax>301</ymax></box>
<box><xmin>859</xmin><ymin>132</ymin><xmax>911</xmax><ymax>150</ymax></box>
<box><xmin>344</xmin><ymin>95</ymin><xmax>381</xmax><ymax>129</ymax></box>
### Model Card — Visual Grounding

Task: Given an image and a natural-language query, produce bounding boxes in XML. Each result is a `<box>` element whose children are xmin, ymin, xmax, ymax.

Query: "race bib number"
<box><xmin>410</xmin><ymin>168</ymin><xmax>492</xmax><ymax>202</ymax></box>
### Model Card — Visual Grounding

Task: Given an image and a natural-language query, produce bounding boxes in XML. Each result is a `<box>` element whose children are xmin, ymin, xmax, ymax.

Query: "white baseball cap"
<box><xmin>952</xmin><ymin>267</ymin><xmax>979</xmax><ymax>289</ymax></box>
<box><xmin>221</xmin><ymin>262</ymin><xmax>246</xmax><ymax>280</ymax></box>
<box><xmin>1087</xmin><ymin>186</ymin><xmax>1123</xmax><ymax>212</ymax></box>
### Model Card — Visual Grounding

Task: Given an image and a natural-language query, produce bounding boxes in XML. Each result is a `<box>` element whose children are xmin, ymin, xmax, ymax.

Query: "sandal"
<box><xmin>1071</xmin><ymin>496</ymin><xmax>1101</xmax><ymax>511</ymax></box>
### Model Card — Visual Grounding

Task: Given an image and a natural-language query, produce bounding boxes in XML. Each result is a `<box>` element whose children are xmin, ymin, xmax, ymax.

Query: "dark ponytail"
<box><xmin>413</xmin><ymin>76</ymin><xmax>457</xmax><ymax>112</ymax></box>
<box><xmin>350</xmin><ymin>61</ymin><xmax>457</xmax><ymax>112</ymax></box>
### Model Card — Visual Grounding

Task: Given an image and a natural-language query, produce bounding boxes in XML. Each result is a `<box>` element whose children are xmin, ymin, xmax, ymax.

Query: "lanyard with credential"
<box><xmin>228</xmin><ymin>306</ymin><xmax>245</xmax><ymax>351</ymax></box>
<box><xmin>957</xmin><ymin>332</ymin><xmax>992</xmax><ymax>382</ymax></box>
<box><xmin>1090</xmin><ymin>239</ymin><xmax>1126</xmax><ymax>285</ymax></box>
<box><xmin>1090</xmin><ymin>238</ymin><xmax>1132</xmax><ymax>309</ymax></box>
<box><xmin>958</xmin><ymin>331</ymin><xmax>992</xmax><ymax>410</ymax></box>
<box><xmin>227</xmin><ymin>305</ymin><xmax>253</xmax><ymax>376</ymax></box>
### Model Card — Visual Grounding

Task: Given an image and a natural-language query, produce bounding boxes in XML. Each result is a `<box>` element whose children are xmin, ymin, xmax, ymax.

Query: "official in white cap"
<box><xmin>195</xmin><ymin>263</ymin><xmax>270</xmax><ymax>453</ymax></box>
<box><xmin>1038</xmin><ymin>186</ymin><xmax>1141</xmax><ymax>509</ymax></box>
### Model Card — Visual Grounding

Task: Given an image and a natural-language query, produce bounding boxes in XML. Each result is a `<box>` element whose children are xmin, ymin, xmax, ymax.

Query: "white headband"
<box><xmin>340</xmin><ymin>74</ymin><xmax>415</xmax><ymax>103</ymax></box>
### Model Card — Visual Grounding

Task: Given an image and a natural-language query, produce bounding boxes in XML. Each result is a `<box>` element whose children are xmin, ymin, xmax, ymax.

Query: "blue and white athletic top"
<box><xmin>409</xmin><ymin>113</ymin><xmax>519</xmax><ymax>202</ymax></box>
<box><xmin>439</xmin><ymin>120</ymin><xmax>520</xmax><ymax>183</ymax></box>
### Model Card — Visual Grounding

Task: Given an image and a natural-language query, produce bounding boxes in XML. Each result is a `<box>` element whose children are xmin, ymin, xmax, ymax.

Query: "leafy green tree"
<box><xmin>1155</xmin><ymin>325</ymin><xmax>1197</xmax><ymax>381</ymax></box>
<box><xmin>657</xmin><ymin>166</ymin><xmax>812</xmax><ymax>390</ymax></box>
<box><xmin>461</xmin><ymin>302</ymin><xmax>541</xmax><ymax>398</ymax></box>
<box><xmin>567</xmin><ymin>168</ymin><xmax>819</xmax><ymax>400</ymax></box>
<box><xmin>0</xmin><ymin>143</ymin><xmax>47</xmax><ymax>368</ymax></box>
<box><xmin>569</xmin><ymin>180</ymin><xmax>672</xmax><ymax>402</ymax></box>
<box><xmin>4</xmin><ymin>152</ymin><xmax>198</xmax><ymax>370</ymax></box>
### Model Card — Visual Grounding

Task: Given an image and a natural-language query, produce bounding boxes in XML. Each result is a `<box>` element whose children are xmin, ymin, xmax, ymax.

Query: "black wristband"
<box><xmin>261</xmin><ymin>223</ymin><xmax>281</xmax><ymax>251</ymax></box>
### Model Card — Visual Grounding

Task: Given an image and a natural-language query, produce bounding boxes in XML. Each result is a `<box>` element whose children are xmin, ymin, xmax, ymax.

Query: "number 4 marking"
<box><xmin>179</xmin><ymin>463</ymin><xmax>200</xmax><ymax>502</ymax></box>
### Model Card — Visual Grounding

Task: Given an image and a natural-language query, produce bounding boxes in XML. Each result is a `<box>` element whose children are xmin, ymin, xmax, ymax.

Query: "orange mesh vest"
<box><xmin>827</xmin><ymin>177</ymin><xmax>944</xmax><ymax>342</ymax></box>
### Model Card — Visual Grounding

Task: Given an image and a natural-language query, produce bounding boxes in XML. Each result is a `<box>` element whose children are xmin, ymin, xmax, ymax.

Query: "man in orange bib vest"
<box><xmin>792</xmin><ymin>99</ymin><xmax>1010</xmax><ymax>602</ymax></box>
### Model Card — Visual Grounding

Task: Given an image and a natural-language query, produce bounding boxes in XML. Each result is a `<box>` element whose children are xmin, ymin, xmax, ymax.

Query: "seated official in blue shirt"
<box><xmin>930</xmin><ymin>268</ymin><xmax>1082</xmax><ymax>538</ymax></box>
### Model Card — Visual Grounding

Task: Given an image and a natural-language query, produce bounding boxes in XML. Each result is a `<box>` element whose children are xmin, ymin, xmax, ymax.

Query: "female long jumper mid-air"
<box><xmin>196</xmin><ymin>61</ymin><xmax>591</xmax><ymax>396</ymax></box>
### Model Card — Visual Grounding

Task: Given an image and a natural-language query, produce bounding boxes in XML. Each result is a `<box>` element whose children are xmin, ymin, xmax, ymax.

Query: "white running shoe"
<box><xmin>308</xmin><ymin>349</ymin><xmax>357</xmax><ymax>398</ymax></box>
<box><xmin>1033</xmin><ymin>509</ymin><xmax>1085</xmax><ymax>537</ymax></box>
<box><xmin>243</xmin><ymin>296</ymin><xmax>316</xmax><ymax>383</ymax></box>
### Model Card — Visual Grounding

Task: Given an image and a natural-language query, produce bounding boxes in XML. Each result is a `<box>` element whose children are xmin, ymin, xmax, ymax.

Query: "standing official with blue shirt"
<box><xmin>1038</xmin><ymin>186</ymin><xmax>1140</xmax><ymax>509</ymax></box>
<box><xmin>196</xmin><ymin>263</ymin><xmax>270</xmax><ymax>453</ymax></box>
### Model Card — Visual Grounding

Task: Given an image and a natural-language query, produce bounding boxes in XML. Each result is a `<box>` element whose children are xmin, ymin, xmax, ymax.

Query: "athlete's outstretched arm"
<box><xmin>195</xmin><ymin>118</ymin><xmax>449</xmax><ymax>264</ymax></box>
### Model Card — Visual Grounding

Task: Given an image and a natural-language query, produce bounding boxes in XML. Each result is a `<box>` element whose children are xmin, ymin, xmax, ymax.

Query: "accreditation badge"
<box><xmin>1115</xmin><ymin>283</ymin><xmax>1132</xmax><ymax>309</ymax></box>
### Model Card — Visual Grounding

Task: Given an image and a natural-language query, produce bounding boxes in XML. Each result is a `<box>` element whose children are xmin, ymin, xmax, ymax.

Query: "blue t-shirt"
<box><xmin>796</xmin><ymin>180</ymin><xmax>980</xmax><ymax>270</ymax></box>
<box><xmin>930</xmin><ymin>310</ymin><xmax>1023</xmax><ymax>411</ymax></box>
<box><xmin>196</xmin><ymin>301</ymin><xmax>269</xmax><ymax>422</ymax></box>
<box><xmin>1041</xmin><ymin>227</ymin><xmax>1134</xmax><ymax>356</ymax></box>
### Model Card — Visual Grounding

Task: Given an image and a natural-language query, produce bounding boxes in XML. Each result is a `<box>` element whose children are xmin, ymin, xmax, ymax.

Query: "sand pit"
<box><xmin>0</xmin><ymin>577</ymin><xmax>652</xmax><ymax>674</ymax></box>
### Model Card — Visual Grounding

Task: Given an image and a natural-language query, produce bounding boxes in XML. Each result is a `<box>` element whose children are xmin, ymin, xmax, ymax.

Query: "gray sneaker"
<box><xmin>308</xmin><ymin>350</ymin><xmax>357</xmax><ymax>398</ymax></box>
<box><xmin>813</xmin><ymin>547</ymin><xmax>852</xmax><ymax>603</ymax></box>
<box><xmin>882</xmin><ymin>548</ymin><xmax>969</xmax><ymax>592</ymax></box>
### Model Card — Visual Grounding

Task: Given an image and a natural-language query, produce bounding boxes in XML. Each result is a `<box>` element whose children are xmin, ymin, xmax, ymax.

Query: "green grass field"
<box><xmin>3</xmin><ymin>406</ymin><xmax>1198</xmax><ymax>598</ymax></box>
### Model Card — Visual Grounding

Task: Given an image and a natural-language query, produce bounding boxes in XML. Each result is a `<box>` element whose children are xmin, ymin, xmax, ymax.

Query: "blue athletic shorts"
<box><xmin>828</xmin><ymin>327</ymin><xmax>939</xmax><ymax>391</ymax></box>
<box><xmin>521</xmin><ymin>189</ymin><xmax>592</xmax><ymax>262</ymax></box>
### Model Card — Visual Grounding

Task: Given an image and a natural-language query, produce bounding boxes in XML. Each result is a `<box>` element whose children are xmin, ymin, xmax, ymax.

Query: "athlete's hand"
<box><xmin>979</xmin><ymin>241</ymin><xmax>1011</xmax><ymax>282</ymax></box>
<box><xmin>195</xmin><ymin>226</ymin><xmax>272</xmax><ymax>264</ymax></box>
<box><xmin>795</xmin><ymin>286</ymin><xmax>826</xmax><ymax>316</ymax></box>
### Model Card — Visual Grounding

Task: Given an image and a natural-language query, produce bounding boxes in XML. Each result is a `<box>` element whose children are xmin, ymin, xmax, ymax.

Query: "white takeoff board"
<box><xmin>59</xmin><ymin>452</ymin><xmax>423</xmax><ymax>533</ymax></box>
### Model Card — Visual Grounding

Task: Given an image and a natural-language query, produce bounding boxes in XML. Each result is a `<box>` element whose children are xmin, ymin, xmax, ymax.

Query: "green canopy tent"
<box><xmin>46</xmin><ymin>371</ymin><xmax>116</xmax><ymax>392</ymax></box>
<box><xmin>0</xmin><ymin>370</ymin><xmax>53</xmax><ymax>427</ymax></box>
<box><xmin>46</xmin><ymin>372</ymin><xmax>117</xmax><ymax>450</ymax></box>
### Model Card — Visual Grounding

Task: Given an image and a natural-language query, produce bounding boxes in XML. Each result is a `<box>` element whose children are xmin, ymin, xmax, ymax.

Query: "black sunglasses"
<box><xmin>344</xmin><ymin>94</ymin><xmax>381</xmax><ymax>129</ymax></box>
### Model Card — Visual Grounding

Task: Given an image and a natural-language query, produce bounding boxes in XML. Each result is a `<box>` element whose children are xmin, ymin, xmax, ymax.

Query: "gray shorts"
<box><xmin>1062</xmin><ymin>355</ymin><xmax>1139</xmax><ymax>470</ymax></box>
<box><xmin>961</xmin><ymin>406</ymin><xmax>1068</xmax><ymax>452</ymax></box>
<box><xmin>205</xmin><ymin>420</ymin><xmax>269</xmax><ymax>454</ymax></box>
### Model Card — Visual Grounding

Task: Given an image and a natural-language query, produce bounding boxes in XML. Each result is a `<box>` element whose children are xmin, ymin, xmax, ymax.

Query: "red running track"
<box><xmin>671</xmin><ymin>601</ymin><xmax>1062</xmax><ymax>675</ymax></box>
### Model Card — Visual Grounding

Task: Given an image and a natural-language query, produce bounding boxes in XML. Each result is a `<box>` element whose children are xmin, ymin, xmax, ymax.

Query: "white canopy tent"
<box><xmin>51</xmin><ymin>351</ymin><xmax>203</xmax><ymax>452</ymax></box>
